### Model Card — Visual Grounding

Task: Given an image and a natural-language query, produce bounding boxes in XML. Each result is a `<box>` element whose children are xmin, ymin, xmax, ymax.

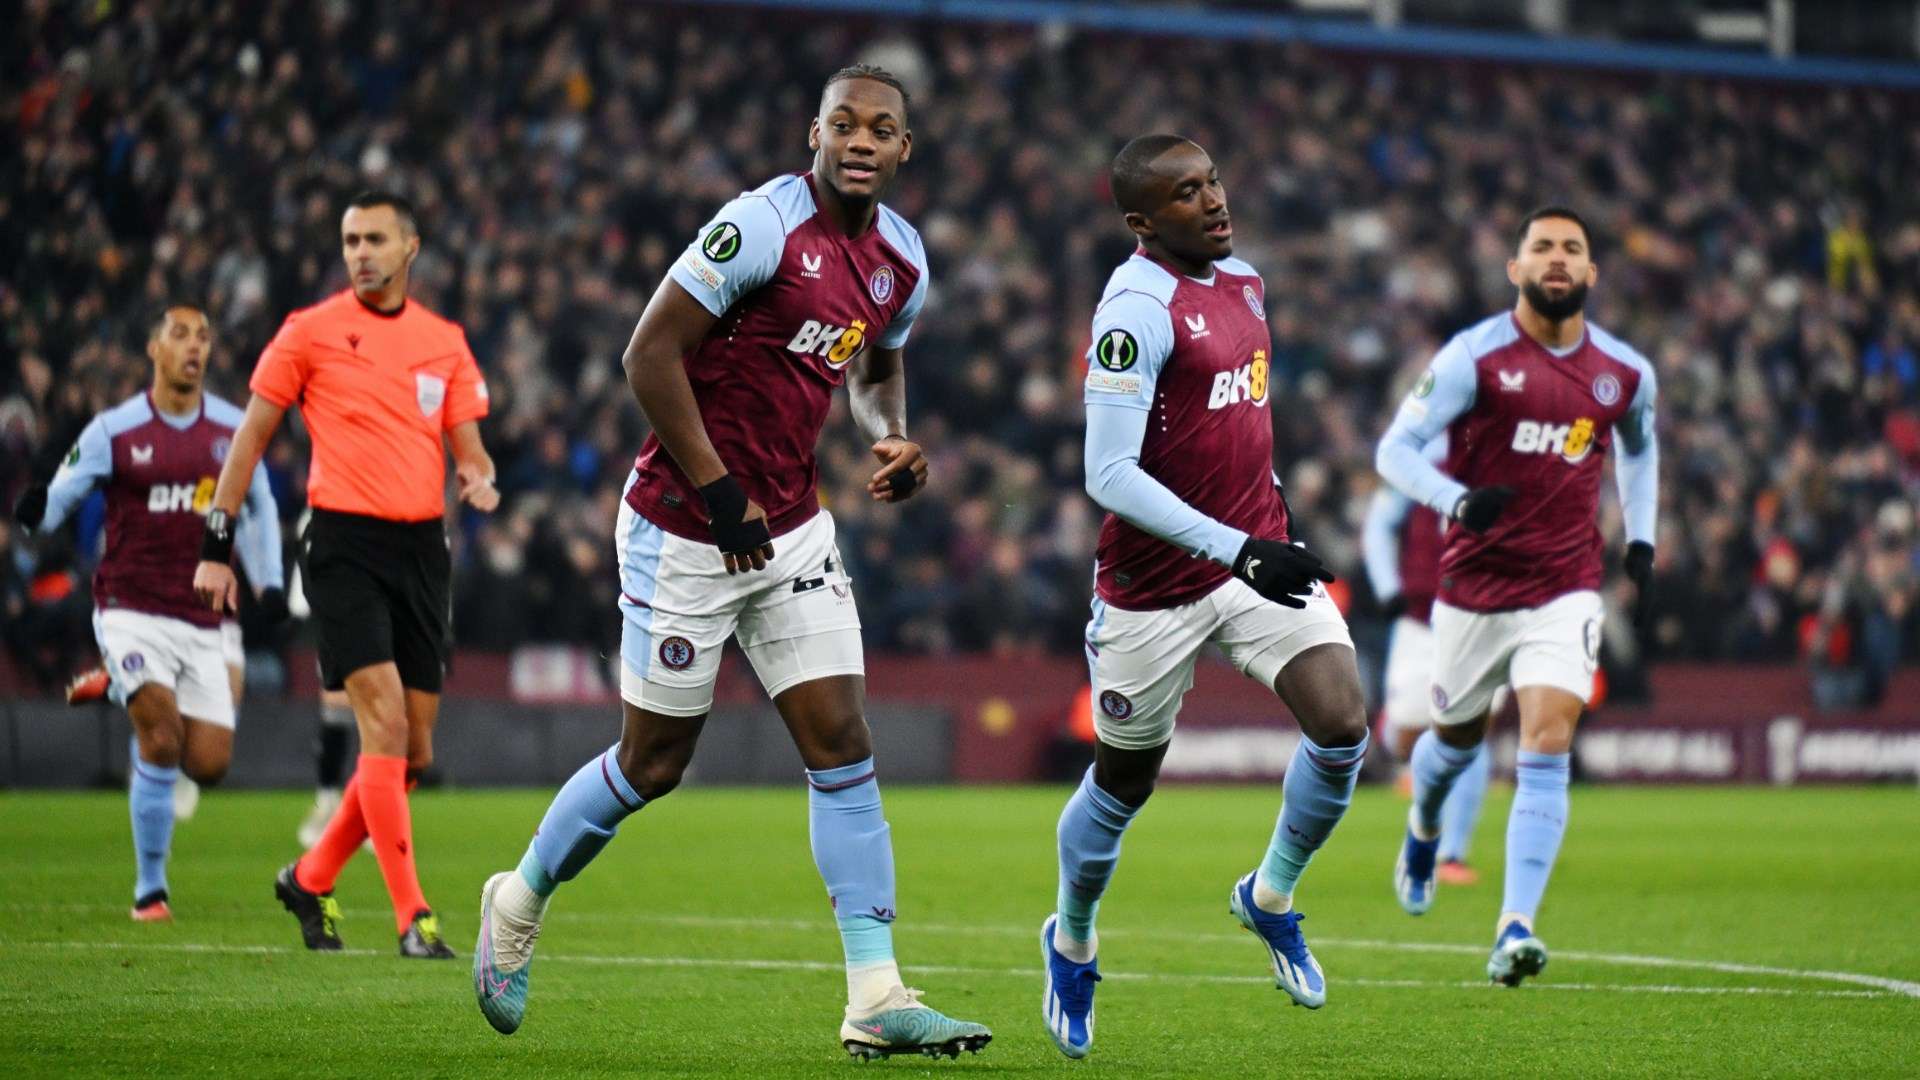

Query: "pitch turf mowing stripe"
<box><xmin>13</xmin><ymin>902</ymin><xmax>1920</xmax><ymax>999</ymax></box>
<box><xmin>13</xmin><ymin>940</ymin><xmax>1902</xmax><ymax>1000</ymax></box>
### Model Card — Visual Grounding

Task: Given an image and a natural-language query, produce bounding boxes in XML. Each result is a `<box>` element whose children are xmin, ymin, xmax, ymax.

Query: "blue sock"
<box><xmin>1258</xmin><ymin>733</ymin><xmax>1369</xmax><ymax>899</ymax></box>
<box><xmin>1437</xmin><ymin>743</ymin><xmax>1491</xmax><ymax>863</ymax></box>
<box><xmin>1411</xmin><ymin>728</ymin><xmax>1482</xmax><ymax>837</ymax></box>
<box><xmin>523</xmin><ymin>743</ymin><xmax>646</xmax><ymax>898</ymax></box>
<box><xmin>128</xmin><ymin>738</ymin><xmax>178</xmax><ymax>902</ymax></box>
<box><xmin>807</xmin><ymin>758</ymin><xmax>896</xmax><ymax>966</ymax></box>
<box><xmin>1055</xmin><ymin>767</ymin><xmax>1140</xmax><ymax>942</ymax></box>
<box><xmin>1502</xmin><ymin>750</ymin><xmax>1572</xmax><ymax>922</ymax></box>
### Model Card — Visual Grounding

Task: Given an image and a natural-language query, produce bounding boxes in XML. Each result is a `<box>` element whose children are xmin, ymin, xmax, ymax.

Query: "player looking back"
<box><xmin>1377</xmin><ymin>206</ymin><xmax>1658</xmax><ymax>986</ymax></box>
<box><xmin>194</xmin><ymin>191</ymin><xmax>500</xmax><ymax>960</ymax></box>
<box><xmin>471</xmin><ymin>65</ymin><xmax>990</xmax><ymax>1062</ymax></box>
<box><xmin>14</xmin><ymin>303</ymin><xmax>282</xmax><ymax>920</ymax></box>
<box><xmin>1360</xmin><ymin>432</ymin><xmax>1490</xmax><ymax>884</ymax></box>
<box><xmin>1040</xmin><ymin>134</ymin><xmax>1371</xmax><ymax>1059</ymax></box>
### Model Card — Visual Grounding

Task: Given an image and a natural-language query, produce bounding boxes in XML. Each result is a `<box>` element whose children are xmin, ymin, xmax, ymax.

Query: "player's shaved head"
<box><xmin>149</xmin><ymin>302</ymin><xmax>207</xmax><ymax>341</ymax></box>
<box><xmin>1111</xmin><ymin>134</ymin><xmax>1197</xmax><ymax>214</ymax></box>
<box><xmin>821</xmin><ymin>63</ymin><xmax>909</xmax><ymax>123</ymax></box>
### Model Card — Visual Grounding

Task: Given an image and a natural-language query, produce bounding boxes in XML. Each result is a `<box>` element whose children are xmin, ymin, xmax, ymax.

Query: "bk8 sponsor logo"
<box><xmin>1206</xmin><ymin>350</ymin><xmax>1269</xmax><ymax>411</ymax></box>
<box><xmin>147</xmin><ymin>477</ymin><xmax>217</xmax><ymax>514</ymax></box>
<box><xmin>787</xmin><ymin>319</ymin><xmax>868</xmax><ymax>369</ymax></box>
<box><xmin>1510</xmin><ymin>417</ymin><xmax>1596</xmax><ymax>463</ymax></box>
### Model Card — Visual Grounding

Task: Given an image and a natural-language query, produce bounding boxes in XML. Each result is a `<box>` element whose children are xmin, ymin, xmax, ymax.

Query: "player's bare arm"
<box><xmin>848</xmin><ymin>343</ymin><xmax>926</xmax><ymax>502</ymax></box>
<box><xmin>623</xmin><ymin>277</ymin><xmax>775</xmax><ymax>574</ymax></box>
<box><xmin>193</xmin><ymin>394</ymin><xmax>286</xmax><ymax>612</ymax></box>
<box><xmin>446</xmin><ymin>420</ymin><xmax>499</xmax><ymax>513</ymax></box>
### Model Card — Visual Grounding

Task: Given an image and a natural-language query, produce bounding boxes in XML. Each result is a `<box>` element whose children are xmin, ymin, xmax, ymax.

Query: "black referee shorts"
<box><xmin>301</xmin><ymin>509</ymin><xmax>452</xmax><ymax>693</ymax></box>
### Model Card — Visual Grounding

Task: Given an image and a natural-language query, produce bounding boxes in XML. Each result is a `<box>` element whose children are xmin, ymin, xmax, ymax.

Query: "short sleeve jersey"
<box><xmin>628</xmin><ymin>172</ymin><xmax>930</xmax><ymax>541</ymax></box>
<box><xmin>1405</xmin><ymin>314</ymin><xmax>1656</xmax><ymax>611</ymax></box>
<box><xmin>1081</xmin><ymin>251</ymin><xmax>1288</xmax><ymax>610</ymax></box>
<box><xmin>250</xmin><ymin>290</ymin><xmax>488</xmax><ymax>522</ymax></box>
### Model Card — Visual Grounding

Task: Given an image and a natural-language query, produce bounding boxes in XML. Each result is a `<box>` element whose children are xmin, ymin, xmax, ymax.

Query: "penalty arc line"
<box><xmin>9</xmin><ymin>940</ymin><xmax>1899</xmax><ymax>1000</ymax></box>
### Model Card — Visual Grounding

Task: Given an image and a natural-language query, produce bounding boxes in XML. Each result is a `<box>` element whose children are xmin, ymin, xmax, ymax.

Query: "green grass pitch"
<box><xmin>5</xmin><ymin>783</ymin><xmax>1917</xmax><ymax>1077</ymax></box>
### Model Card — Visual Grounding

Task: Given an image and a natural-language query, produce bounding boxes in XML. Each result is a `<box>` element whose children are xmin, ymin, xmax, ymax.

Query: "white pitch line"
<box><xmin>9</xmin><ymin>940</ymin><xmax>1897</xmax><ymax>1000</ymax></box>
<box><xmin>12</xmin><ymin>903</ymin><xmax>1920</xmax><ymax>1000</ymax></box>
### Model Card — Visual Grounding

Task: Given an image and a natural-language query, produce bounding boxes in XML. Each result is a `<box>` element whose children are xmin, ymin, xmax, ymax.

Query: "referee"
<box><xmin>194</xmin><ymin>191</ymin><xmax>498</xmax><ymax>959</ymax></box>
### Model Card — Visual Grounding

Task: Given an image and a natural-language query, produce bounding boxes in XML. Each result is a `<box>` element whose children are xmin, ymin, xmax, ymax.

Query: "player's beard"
<box><xmin>1523</xmin><ymin>279</ymin><xmax>1588</xmax><ymax>322</ymax></box>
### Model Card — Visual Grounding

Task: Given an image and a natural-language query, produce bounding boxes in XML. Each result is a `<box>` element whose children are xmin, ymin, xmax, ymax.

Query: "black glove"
<box><xmin>1623</xmin><ymin>541</ymin><xmax>1655</xmax><ymax>631</ymax></box>
<box><xmin>13</xmin><ymin>484</ymin><xmax>48</xmax><ymax>530</ymax></box>
<box><xmin>1452</xmin><ymin>485</ymin><xmax>1515</xmax><ymax>534</ymax></box>
<box><xmin>886</xmin><ymin>467</ymin><xmax>919</xmax><ymax>498</ymax></box>
<box><xmin>1232</xmin><ymin>537</ymin><xmax>1335</xmax><ymax>609</ymax></box>
<box><xmin>253</xmin><ymin>587</ymin><xmax>290</xmax><ymax>625</ymax></box>
<box><xmin>697</xmin><ymin>475</ymin><xmax>772</xmax><ymax>555</ymax></box>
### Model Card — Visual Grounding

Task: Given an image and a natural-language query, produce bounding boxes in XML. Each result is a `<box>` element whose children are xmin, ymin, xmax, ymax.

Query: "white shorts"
<box><xmin>1382</xmin><ymin>615</ymin><xmax>1436</xmax><ymax>732</ymax></box>
<box><xmin>1085</xmin><ymin>578</ymin><xmax>1354</xmax><ymax>751</ymax></box>
<box><xmin>92</xmin><ymin>608</ymin><xmax>237</xmax><ymax>729</ymax></box>
<box><xmin>616</xmin><ymin>504</ymin><xmax>863</xmax><ymax>717</ymax></box>
<box><xmin>221</xmin><ymin>620</ymin><xmax>244</xmax><ymax>671</ymax></box>
<box><xmin>1429</xmin><ymin>590</ymin><xmax>1602</xmax><ymax>727</ymax></box>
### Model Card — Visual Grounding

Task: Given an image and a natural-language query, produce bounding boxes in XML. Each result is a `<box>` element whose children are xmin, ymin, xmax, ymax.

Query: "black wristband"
<box><xmin>200</xmin><ymin>508</ymin><xmax>235</xmax><ymax>563</ymax></box>
<box><xmin>697</xmin><ymin>475</ymin><xmax>748</xmax><ymax>525</ymax></box>
<box><xmin>886</xmin><ymin>468</ymin><xmax>918</xmax><ymax>497</ymax></box>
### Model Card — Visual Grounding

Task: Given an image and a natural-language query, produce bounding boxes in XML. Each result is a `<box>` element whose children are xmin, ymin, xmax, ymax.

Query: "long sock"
<box><xmin>316</xmin><ymin>702</ymin><xmax>354</xmax><ymax>790</ymax></box>
<box><xmin>517</xmin><ymin>743</ymin><xmax>646</xmax><ymax>907</ymax></box>
<box><xmin>1410</xmin><ymin>728</ymin><xmax>1482</xmax><ymax>839</ymax></box>
<box><xmin>128</xmin><ymin>738</ymin><xmax>178</xmax><ymax>903</ymax></box>
<box><xmin>1437</xmin><ymin>743</ymin><xmax>1491</xmax><ymax>863</ymax></box>
<box><xmin>296</xmin><ymin>773</ymin><xmax>368</xmax><ymax>894</ymax></box>
<box><xmin>807</xmin><ymin>758</ymin><xmax>900</xmax><ymax>1013</ymax></box>
<box><xmin>1501</xmin><ymin>750</ymin><xmax>1571</xmax><ymax>925</ymax></box>
<box><xmin>1254</xmin><ymin>732</ymin><xmax>1370</xmax><ymax>912</ymax></box>
<box><xmin>1054</xmin><ymin>766</ymin><xmax>1140</xmax><ymax>958</ymax></box>
<box><xmin>355</xmin><ymin>754</ymin><xmax>428</xmax><ymax>933</ymax></box>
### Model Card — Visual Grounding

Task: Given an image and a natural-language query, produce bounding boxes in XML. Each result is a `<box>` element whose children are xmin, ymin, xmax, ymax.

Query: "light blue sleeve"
<box><xmin>234</xmin><ymin>460</ymin><xmax>284</xmax><ymax>590</ymax></box>
<box><xmin>1376</xmin><ymin>337</ymin><xmax>1477</xmax><ymax>516</ymax></box>
<box><xmin>1081</xmin><ymin>290</ymin><xmax>1175</xmax><ymax>411</ymax></box>
<box><xmin>34</xmin><ymin>417</ymin><xmax>112</xmax><ymax>535</ymax></box>
<box><xmin>1614</xmin><ymin>366</ymin><xmax>1660</xmax><ymax>546</ymax></box>
<box><xmin>1361</xmin><ymin>486</ymin><xmax>1412</xmax><ymax>601</ymax></box>
<box><xmin>873</xmin><ymin>271</ymin><xmax>927</xmax><ymax>349</ymax></box>
<box><xmin>1084</xmin><ymin>403</ymin><xmax>1248</xmax><ymax>567</ymax></box>
<box><xmin>667</xmin><ymin>194</ymin><xmax>789</xmax><ymax>317</ymax></box>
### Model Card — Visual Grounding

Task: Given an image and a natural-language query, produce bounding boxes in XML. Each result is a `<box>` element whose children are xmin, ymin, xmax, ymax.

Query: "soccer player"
<box><xmin>1376</xmin><ymin>206</ymin><xmax>1658</xmax><ymax>986</ymax></box>
<box><xmin>1361</xmin><ymin>434</ymin><xmax>1490</xmax><ymax>884</ymax></box>
<box><xmin>13</xmin><ymin>303</ymin><xmax>282</xmax><ymax>920</ymax></box>
<box><xmin>471</xmin><ymin>66</ymin><xmax>990</xmax><ymax>1061</ymax></box>
<box><xmin>193</xmin><ymin>191</ymin><xmax>500</xmax><ymax>959</ymax></box>
<box><xmin>1040</xmin><ymin>134</ymin><xmax>1370</xmax><ymax>1057</ymax></box>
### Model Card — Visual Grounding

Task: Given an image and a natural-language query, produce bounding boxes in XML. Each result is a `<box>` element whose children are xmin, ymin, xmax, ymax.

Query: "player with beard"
<box><xmin>1376</xmin><ymin>206</ymin><xmax>1659</xmax><ymax>986</ymax></box>
<box><xmin>470</xmin><ymin>65</ymin><xmax>990</xmax><ymax>1061</ymax></box>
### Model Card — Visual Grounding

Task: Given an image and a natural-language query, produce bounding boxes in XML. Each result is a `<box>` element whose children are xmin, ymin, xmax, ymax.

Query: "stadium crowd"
<box><xmin>5</xmin><ymin>2</ymin><xmax>1919</xmax><ymax>703</ymax></box>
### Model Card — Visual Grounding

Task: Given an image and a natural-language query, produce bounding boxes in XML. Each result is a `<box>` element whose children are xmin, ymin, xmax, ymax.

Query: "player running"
<box><xmin>1376</xmin><ymin>207</ymin><xmax>1658</xmax><ymax>986</ymax></box>
<box><xmin>13</xmin><ymin>303</ymin><xmax>282</xmax><ymax>920</ymax></box>
<box><xmin>471</xmin><ymin>66</ymin><xmax>990</xmax><ymax>1061</ymax></box>
<box><xmin>1040</xmin><ymin>134</ymin><xmax>1371</xmax><ymax>1058</ymax></box>
<box><xmin>195</xmin><ymin>191</ymin><xmax>500</xmax><ymax>959</ymax></box>
<box><xmin>1361</xmin><ymin>433</ymin><xmax>1490</xmax><ymax>885</ymax></box>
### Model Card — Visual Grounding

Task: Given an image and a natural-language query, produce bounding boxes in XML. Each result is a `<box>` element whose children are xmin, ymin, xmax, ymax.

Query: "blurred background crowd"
<box><xmin>5</xmin><ymin>1</ymin><xmax>1918</xmax><ymax>704</ymax></box>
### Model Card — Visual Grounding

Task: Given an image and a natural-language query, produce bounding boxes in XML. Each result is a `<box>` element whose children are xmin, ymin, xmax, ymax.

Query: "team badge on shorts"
<box><xmin>868</xmin><ymin>265</ymin><xmax>895</xmax><ymax>303</ymax></box>
<box><xmin>122</xmin><ymin>652</ymin><xmax>146</xmax><ymax>673</ymax></box>
<box><xmin>658</xmin><ymin>636</ymin><xmax>696</xmax><ymax>670</ymax></box>
<box><xmin>1592</xmin><ymin>372</ymin><xmax>1622</xmax><ymax>406</ymax></box>
<box><xmin>1431</xmin><ymin>684</ymin><xmax>1449</xmax><ymax>710</ymax></box>
<box><xmin>1099</xmin><ymin>690</ymin><xmax>1133</xmax><ymax>720</ymax></box>
<box><xmin>1244</xmin><ymin>284</ymin><xmax>1264</xmax><ymax>319</ymax></box>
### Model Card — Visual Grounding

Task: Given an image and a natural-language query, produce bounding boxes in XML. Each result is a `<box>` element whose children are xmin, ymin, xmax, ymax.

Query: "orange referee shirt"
<box><xmin>251</xmin><ymin>290</ymin><xmax>489</xmax><ymax>522</ymax></box>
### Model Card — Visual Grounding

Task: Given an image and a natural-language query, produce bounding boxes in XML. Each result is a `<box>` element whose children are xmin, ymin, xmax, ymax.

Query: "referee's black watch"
<box><xmin>201</xmin><ymin>508</ymin><xmax>235</xmax><ymax>563</ymax></box>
